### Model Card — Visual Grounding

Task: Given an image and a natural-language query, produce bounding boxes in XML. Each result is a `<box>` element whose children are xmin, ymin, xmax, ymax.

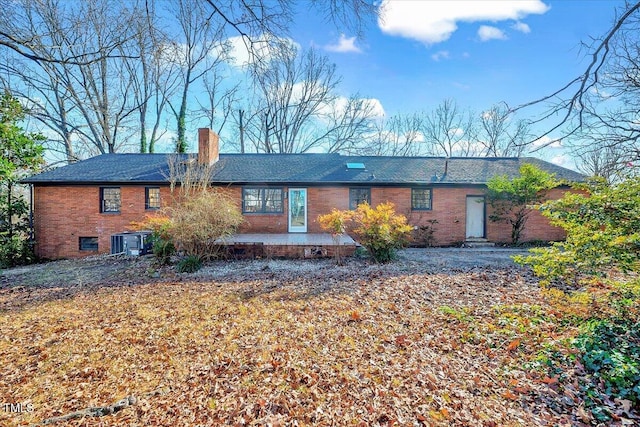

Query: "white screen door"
<box><xmin>288</xmin><ymin>188</ymin><xmax>307</xmax><ymax>232</ymax></box>
<box><xmin>465</xmin><ymin>196</ymin><xmax>485</xmax><ymax>239</ymax></box>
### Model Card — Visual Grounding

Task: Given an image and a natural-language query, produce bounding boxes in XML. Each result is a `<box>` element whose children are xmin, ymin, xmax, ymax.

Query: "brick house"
<box><xmin>23</xmin><ymin>129</ymin><xmax>583</xmax><ymax>259</ymax></box>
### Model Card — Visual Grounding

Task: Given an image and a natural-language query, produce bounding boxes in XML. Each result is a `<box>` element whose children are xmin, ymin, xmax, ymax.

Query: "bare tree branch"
<box><xmin>510</xmin><ymin>2</ymin><xmax>640</xmax><ymax>149</ymax></box>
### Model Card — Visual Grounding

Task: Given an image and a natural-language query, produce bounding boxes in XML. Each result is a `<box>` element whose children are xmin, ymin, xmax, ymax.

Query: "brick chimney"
<box><xmin>197</xmin><ymin>128</ymin><xmax>219</xmax><ymax>165</ymax></box>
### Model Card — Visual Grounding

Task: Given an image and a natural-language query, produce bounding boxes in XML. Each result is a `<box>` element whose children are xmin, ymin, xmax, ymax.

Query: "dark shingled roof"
<box><xmin>22</xmin><ymin>153</ymin><xmax>585</xmax><ymax>185</ymax></box>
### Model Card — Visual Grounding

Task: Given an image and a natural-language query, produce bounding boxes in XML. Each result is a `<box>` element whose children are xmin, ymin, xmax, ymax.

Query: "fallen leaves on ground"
<box><xmin>0</xmin><ymin>256</ymin><xmax>635</xmax><ymax>426</ymax></box>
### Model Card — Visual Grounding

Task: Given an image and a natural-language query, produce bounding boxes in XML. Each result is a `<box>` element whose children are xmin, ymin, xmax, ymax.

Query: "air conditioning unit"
<box><xmin>110</xmin><ymin>231</ymin><xmax>153</xmax><ymax>256</ymax></box>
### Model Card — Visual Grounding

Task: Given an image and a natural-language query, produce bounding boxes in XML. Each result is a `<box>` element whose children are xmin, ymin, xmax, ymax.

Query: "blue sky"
<box><xmin>284</xmin><ymin>0</ymin><xmax>626</xmax><ymax>167</ymax></box>
<box><xmin>296</xmin><ymin>0</ymin><xmax>621</xmax><ymax>114</ymax></box>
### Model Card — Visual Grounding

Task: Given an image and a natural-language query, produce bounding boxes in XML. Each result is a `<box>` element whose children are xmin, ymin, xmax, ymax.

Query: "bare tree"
<box><xmin>203</xmin><ymin>0</ymin><xmax>377</xmax><ymax>59</ymax></box>
<box><xmin>573</xmin><ymin>144</ymin><xmax>633</xmax><ymax>183</ymax></box>
<box><xmin>564</xmin><ymin>120</ymin><xmax>638</xmax><ymax>182</ymax></box>
<box><xmin>163</xmin><ymin>0</ymin><xmax>230</xmax><ymax>153</ymax></box>
<box><xmin>358</xmin><ymin>113</ymin><xmax>426</xmax><ymax>156</ymax></box>
<box><xmin>0</xmin><ymin>0</ymin><xmax>140</xmax><ymax>65</ymax></box>
<box><xmin>0</xmin><ymin>0</ymin><xmax>147</xmax><ymax>161</ymax></box>
<box><xmin>242</xmin><ymin>45</ymin><xmax>376</xmax><ymax>153</ymax></box>
<box><xmin>320</xmin><ymin>95</ymin><xmax>378</xmax><ymax>153</ymax></box>
<box><xmin>511</xmin><ymin>2</ymin><xmax>640</xmax><ymax>150</ymax></box>
<box><xmin>477</xmin><ymin>104</ymin><xmax>530</xmax><ymax>157</ymax></box>
<box><xmin>196</xmin><ymin>67</ymin><xmax>241</xmax><ymax>148</ymax></box>
<box><xmin>422</xmin><ymin>99</ymin><xmax>478</xmax><ymax>156</ymax></box>
<box><xmin>123</xmin><ymin>2</ymin><xmax>181</xmax><ymax>154</ymax></box>
<box><xmin>248</xmin><ymin>45</ymin><xmax>338</xmax><ymax>153</ymax></box>
<box><xmin>0</xmin><ymin>0</ymin><xmax>380</xmax><ymax>161</ymax></box>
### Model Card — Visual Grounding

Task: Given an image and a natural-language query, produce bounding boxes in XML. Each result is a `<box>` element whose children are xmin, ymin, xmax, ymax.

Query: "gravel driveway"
<box><xmin>397</xmin><ymin>247</ymin><xmax>531</xmax><ymax>270</ymax></box>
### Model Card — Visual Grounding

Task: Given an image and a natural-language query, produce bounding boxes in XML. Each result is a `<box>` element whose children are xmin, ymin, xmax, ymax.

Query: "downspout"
<box><xmin>29</xmin><ymin>184</ymin><xmax>34</xmax><ymax>243</ymax></box>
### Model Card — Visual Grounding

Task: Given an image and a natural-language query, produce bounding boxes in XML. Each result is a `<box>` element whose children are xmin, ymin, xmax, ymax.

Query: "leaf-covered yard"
<box><xmin>0</xmin><ymin>251</ymin><xmax>635</xmax><ymax>426</ymax></box>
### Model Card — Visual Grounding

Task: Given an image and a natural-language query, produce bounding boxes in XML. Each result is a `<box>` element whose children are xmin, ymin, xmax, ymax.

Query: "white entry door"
<box><xmin>288</xmin><ymin>188</ymin><xmax>307</xmax><ymax>232</ymax></box>
<box><xmin>465</xmin><ymin>196</ymin><xmax>485</xmax><ymax>239</ymax></box>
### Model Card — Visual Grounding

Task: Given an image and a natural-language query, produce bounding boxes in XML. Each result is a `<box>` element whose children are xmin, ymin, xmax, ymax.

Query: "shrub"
<box><xmin>131</xmin><ymin>214</ymin><xmax>174</xmax><ymax>265</ymax></box>
<box><xmin>131</xmin><ymin>190</ymin><xmax>243</xmax><ymax>263</ymax></box>
<box><xmin>352</xmin><ymin>202</ymin><xmax>413</xmax><ymax>262</ymax></box>
<box><xmin>516</xmin><ymin>177</ymin><xmax>640</xmax><ymax>415</ymax></box>
<box><xmin>1</xmin><ymin>92</ymin><xmax>45</xmax><ymax>268</ymax></box>
<box><xmin>515</xmin><ymin>177</ymin><xmax>640</xmax><ymax>285</ymax></box>
<box><xmin>176</xmin><ymin>255</ymin><xmax>203</xmax><ymax>273</ymax></box>
<box><xmin>486</xmin><ymin>163</ymin><xmax>558</xmax><ymax>245</ymax></box>
<box><xmin>152</xmin><ymin>238</ymin><xmax>175</xmax><ymax>265</ymax></box>
<box><xmin>318</xmin><ymin>202</ymin><xmax>412</xmax><ymax>263</ymax></box>
<box><xmin>0</xmin><ymin>234</ymin><xmax>36</xmax><ymax>268</ymax></box>
<box><xmin>166</xmin><ymin>190</ymin><xmax>243</xmax><ymax>260</ymax></box>
<box><xmin>317</xmin><ymin>208</ymin><xmax>353</xmax><ymax>265</ymax></box>
<box><xmin>412</xmin><ymin>219</ymin><xmax>438</xmax><ymax>247</ymax></box>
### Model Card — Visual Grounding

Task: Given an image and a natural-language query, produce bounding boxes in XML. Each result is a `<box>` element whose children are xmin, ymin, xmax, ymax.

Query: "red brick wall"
<box><xmin>513</xmin><ymin>187</ymin><xmax>569</xmax><ymax>242</ymax></box>
<box><xmin>33</xmin><ymin>184</ymin><xmax>569</xmax><ymax>259</ymax></box>
<box><xmin>33</xmin><ymin>185</ymin><xmax>172</xmax><ymax>259</ymax></box>
<box><xmin>234</xmin><ymin>185</ymin><xmax>567</xmax><ymax>246</ymax></box>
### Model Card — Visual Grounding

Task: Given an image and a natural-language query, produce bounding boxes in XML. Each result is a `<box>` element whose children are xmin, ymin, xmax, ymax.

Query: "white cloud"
<box><xmin>365</xmin><ymin>98</ymin><xmax>386</xmax><ymax>118</ymax></box>
<box><xmin>590</xmin><ymin>86</ymin><xmax>613</xmax><ymax>100</ymax></box>
<box><xmin>448</xmin><ymin>127</ymin><xmax>464</xmax><ymax>138</ymax></box>
<box><xmin>532</xmin><ymin>135</ymin><xmax>562</xmax><ymax>149</ymax></box>
<box><xmin>324</xmin><ymin>34</ymin><xmax>362</xmax><ymax>53</ymax></box>
<box><xmin>224</xmin><ymin>35</ymin><xmax>299</xmax><ymax>68</ymax></box>
<box><xmin>431</xmin><ymin>50</ymin><xmax>450</xmax><ymax>61</ymax></box>
<box><xmin>512</xmin><ymin>21</ymin><xmax>531</xmax><ymax>33</ymax></box>
<box><xmin>481</xmin><ymin>110</ymin><xmax>495</xmax><ymax>120</ymax></box>
<box><xmin>478</xmin><ymin>25</ymin><xmax>507</xmax><ymax>42</ymax></box>
<box><xmin>378</xmin><ymin>0</ymin><xmax>549</xmax><ymax>45</ymax></box>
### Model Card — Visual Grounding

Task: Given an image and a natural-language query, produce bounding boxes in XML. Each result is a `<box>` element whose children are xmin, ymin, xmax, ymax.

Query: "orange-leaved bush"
<box><xmin>318</xmin><ymin>208</ymin><xmax>354</xmax><ymax>264</ymax></box>
<box><xmin>319</xmin><ymin>202</ymin><xmax>412</xmax><ymax>263</ymax></box>
<box><xmin>352</xmin><ymin>202</ymin><xmax>413</xmax><ymax>262</ymax></box>
<box><xmin>318</xmin><ymin>208</ymin><xmax>353</xmax><ymax>235</ymax></box>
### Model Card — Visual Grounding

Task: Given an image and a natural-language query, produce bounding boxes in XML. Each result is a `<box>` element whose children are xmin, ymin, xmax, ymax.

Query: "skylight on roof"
<box><xmin>346</xmin><ymin>162</ymin><xmax>365</xmax><ymax>170</ymax></box>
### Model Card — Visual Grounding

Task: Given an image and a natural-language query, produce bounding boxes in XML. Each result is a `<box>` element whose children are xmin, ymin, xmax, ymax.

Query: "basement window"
<box><xmin>100</xmin><ymin>187</ymin><xmax>121</xmax><ymax>213</ymax></box>
<box><xmin>79</xmin><ymin>237</ymin><xmax>99</xmax><ymax>251</ymax></box>
<box><xmin>349</xmin><ymin>188</ymin><xmax>371</xmax><ymax>210</ymax></box>
<box><xmin>411</xmin><ymin>188</ymin><xmax>432</xmax><ymax>210</ymax></box>
<box><xmin>145</xmin><ymin>187</ymin><xmax>161</xmax><ymax>210</ymax></box>
<box><xmin>242</xmin><ymin>187</ymin><xmax>284</xmax><ymax>214</ymax></box>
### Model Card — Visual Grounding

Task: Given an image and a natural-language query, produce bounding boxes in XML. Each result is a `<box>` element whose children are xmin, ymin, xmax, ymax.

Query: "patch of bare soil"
<box><xmin>0</xmin><ymin>255</ymin><xmax>173</xmax><ymax>312</ymax></box>
<box><xmin>0</xmin><ymin>249</ymin><xmax>527</xmax><ymax>311</ymax></box>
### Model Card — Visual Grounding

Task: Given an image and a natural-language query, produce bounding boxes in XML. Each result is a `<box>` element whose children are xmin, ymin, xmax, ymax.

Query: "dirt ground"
<box><xmin>0</xmin><ymin>247</ymin><xmax>530</xmax><ymax>313</ymax></box>
<box><xmin>398</xmin><ymin>247</ymin><xmax>530</xmax><ymax>269</ymax></box>
<box><xmin>0</xmin><ymin>247</ymin><xmax>529</xmax><ymax>288</ymax></box>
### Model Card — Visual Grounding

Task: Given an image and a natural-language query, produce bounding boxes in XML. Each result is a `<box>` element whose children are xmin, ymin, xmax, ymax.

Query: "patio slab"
<box><xmin>222</xmin><ymin>233</ymin><xmax>356</xmax><ymax>246</ymax></box>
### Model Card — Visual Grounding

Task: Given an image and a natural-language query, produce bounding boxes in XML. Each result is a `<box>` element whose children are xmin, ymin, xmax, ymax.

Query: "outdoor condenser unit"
<box><xmin>110</xmin><ymin>231</ymin><xmax>153</xmax><ymax>256</ymax></box>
